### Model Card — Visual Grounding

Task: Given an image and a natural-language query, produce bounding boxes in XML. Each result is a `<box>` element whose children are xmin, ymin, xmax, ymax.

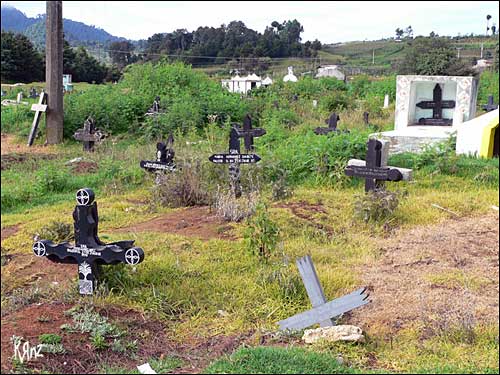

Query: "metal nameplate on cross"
<box><xmin>32</xmin><ymin>188</ymin><xmax>145</xmax><ymax>295</ymax></box>
<box><xmin>27</xmin><ymin>92</ymin><xmax>47</xmax><ymax>146</ymax></box>
<box><xmin>140</xmin><ymin>134</ymin><xmax>176</xmax><ymax>173</ymax></box>
<box><xmin>345</xmin><ymin>138</ymin><xmax>413</xmax><ymax>192</ymax></box>
<box><xmin>73</xmin><ymin>116</ymin><xmax>106</xmax><ymax>152</ymax></box>
<box><xmin>277</xmin><ymin>255</ymin><xmax>370</xmax><ymax>331</ymax></box>
<box><xmin>208</xmin><ymin>116</ymin><xmax>265</xmax><ymax>198</ymax></box>
<box><xmin>415</xmin><ymin>84</ymin><xmax>455</xmax><ymax>126</ymax></box>
<box><xmin>314</xmin><ymin>113</ymin><xmax>348</xmax><ymax>135</ymax></box>
<box><xmin>482</xmin><ymin>95</ymin><xmax>498</xmax><ymax>112</ymax></box>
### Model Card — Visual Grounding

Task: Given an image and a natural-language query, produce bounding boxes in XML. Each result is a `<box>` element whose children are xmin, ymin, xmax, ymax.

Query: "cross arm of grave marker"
<box><xmin>233</xmin><ymin>114</ymin><xmax>266</xmax><ymax>152</ymax></box>
<box><xmin>482</xmin><ymin>95</ymin><xmax>498</xmax><ymax>112</ymax></box>
<box><xmin>277</xmin><ymin>255</ymin><xmax>370</xmax><ymax>331</ymax></box>
<box><xmin>140</xmin><ymin>135</ymin><xmax>177</xmax><ymax>173</ymax></box>
<box><xmin>344</xmin><ymin>138</ymin><xmax>412</xmax><ymax>192</ymax></box>
<box><xmin>32</xmin><ymin>188</ymin><xmax>145</xmax><ymax>295</ymax></box>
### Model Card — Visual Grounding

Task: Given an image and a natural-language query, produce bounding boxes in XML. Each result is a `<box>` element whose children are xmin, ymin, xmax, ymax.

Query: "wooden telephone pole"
<box><xmin>45</xmin><ymin>1</ymin><xmax>64</xmax><ymax>144</ymax></box>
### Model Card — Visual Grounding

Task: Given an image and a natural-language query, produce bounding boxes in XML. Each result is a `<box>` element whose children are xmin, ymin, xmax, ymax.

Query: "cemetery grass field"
<box><xmin>1</xmin><ymin>65</ymin><xmax>499</xmax><ymax>374</ymax></box>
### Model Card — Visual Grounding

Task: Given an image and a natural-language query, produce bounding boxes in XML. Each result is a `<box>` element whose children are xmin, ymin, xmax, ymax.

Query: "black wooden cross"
<box><xmin>345</xmin><ymin>139</ymin><xmax>407</xmax><ymax>192</ymax></box>
<box><xmin>140</xmin><ymin>134</ymin><xmax>176</xmax><ymax>173</ymax></box>
<box><xmin>32</xmin><ymin>188</ymin><xmax>145</xmax><ymax>295</ymax></box>
<box><xmin>27</xmin><ymin>92</ymin><xmax>47</xmax><ymax>146</ymax></box>
<box><xmin>363</xmin><ymin>111</ymin><xmax>370</xmax><ymax>125</ymax></box>
<box><xmin>314</xmin><ymin>113</ymin><xmax>348</xmax><ymax>135</ymax></box>
<box><xmin>416</xmin><ymin>84</ymin><xmax>455</xmax><ymax>126</ymax></box>
<box><xmin>145</xmin><ymin>96</ymin><xmax>162</xmax><ymax>116</ymax></box>
<box><xmin>234</xmin><ymin>114</ymin><xmax>266</xmax><ymax>152</ymax></box>
<box><xmin>29</xmin><ymin>87</ymin><xmax>38</xmax><ymax>99</ymax></box>
<box><xmin>482</xmin><ymin>95</ymin><xmax>498</xmax><ymax>112</ymax></box>
<box><xmin>209</xmin><ymin>126</ymin><xmax>263</xmax><ymax>198</ymax></box>
<box><xmin>73</xmin><ymin>116</ymin><xmax>106</xmax><ymax>152</ymax></box>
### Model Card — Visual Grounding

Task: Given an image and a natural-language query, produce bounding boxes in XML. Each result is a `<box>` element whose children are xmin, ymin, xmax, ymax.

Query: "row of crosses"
<box><xmin>209</xmin><ymin>114</ymin><xmax>266</xmax><ymax>198</ymax></box>
<box><xmin>33</xmin><ymin>189</ymin><xmax>145</xmax><ymax>295</ymax></box>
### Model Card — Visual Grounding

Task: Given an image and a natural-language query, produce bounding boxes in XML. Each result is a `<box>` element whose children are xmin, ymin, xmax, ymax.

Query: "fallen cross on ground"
<box><xmin>277</xmin><ymin>255</ymin><xmax>370</xmax><ymax>331</ymax></box>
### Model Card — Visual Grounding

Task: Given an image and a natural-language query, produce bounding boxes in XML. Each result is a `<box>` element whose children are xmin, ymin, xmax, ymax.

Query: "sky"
<box><xmin>2</xmin><ymin>1</ymin><xmax>499</xmax><ymax>43</ymax></box>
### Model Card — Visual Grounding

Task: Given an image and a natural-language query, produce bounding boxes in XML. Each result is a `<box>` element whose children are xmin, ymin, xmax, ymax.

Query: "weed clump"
<box><xmin>353</xmin><ymin>190</ymin><xmax>403</xmax><ymax>223</ymax></box>
<box><xmin>244</xmin><ymin>203</ymin><xmax>281</xmax><ymax>261</ymax></box>
<box><xmin>34</xmin><ymin>221</ymin><xmax>73</xmax><ymax>243</ymax></box>
<box><xmin>214</xmin><ymin>188</ymin><xmax>259</xmax><ymax>222</ymax></box>
<box><xmin>151</xmin><ymin>161</ymin><xmax>210</xmax><ymax>208</ymax></box>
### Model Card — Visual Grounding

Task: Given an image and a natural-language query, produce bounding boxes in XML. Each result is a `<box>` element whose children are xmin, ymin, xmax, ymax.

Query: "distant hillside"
<box><xmin>1</xmin><ymin>5</ymin><xmax>126</xmax><ymax>49</ymax></box>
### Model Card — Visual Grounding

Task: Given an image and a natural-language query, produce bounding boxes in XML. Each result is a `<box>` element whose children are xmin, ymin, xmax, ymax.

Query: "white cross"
<box><xmin>76</xmin><ymin>189</ymin><xmax>90</xmax><ymax>205</ymax></box>
<box><xmin>33</xmin><ymin>241</ymin><xmax>46</xmax><ymax>257</ymax></box>
<box><xmin>125</xmin><ymin>248</ymin><xmax>141</xmax><ymax>265</ymax></box>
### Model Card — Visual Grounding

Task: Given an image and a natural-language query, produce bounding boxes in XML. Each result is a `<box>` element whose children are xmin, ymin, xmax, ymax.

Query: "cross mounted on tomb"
<box><xmin>314</xmin><ymin>113</ymin><xmax>348</xmax><ymax>135</ymax></box>
<box><xmin>140</xmin><ymin>134</ymin><xmax>176</xmax><ymax>173</ymax></box>
<box><xmin>482</xmin><ymin>95</ymin><xmax>498</xmax><ymax>112</ymax></box>
<box><xmin>208</xmin><ymin>114</ymin><xmax>266</xmax><ymax>198</ymax></box>
<box><xmin>277</xmin><ymin>255</ymin><xmax>370</xmax><ymax>331</ymax></box>
<box><xmin>415</xmin><ymin>83</ymin><xmax>455</xmax><ymax>125</ymax></box>
<box><xmin>32</xmin><ymin>188</ymin><xmax>145</xmax><ymax>295</ymax></box>
<box><xmin>344</xmin><ymin>138</ymin><xmax>413</xmax><ymax>192</ymax></box>
<box><xmin>27</xmin><ymin>91</ymin><xmax>48</xmax><ymax>146</ymax></box>
<box><xmin>73</xmin><ymin>116</ymin><xmax>106</xmax><ymax>152</ymax></box>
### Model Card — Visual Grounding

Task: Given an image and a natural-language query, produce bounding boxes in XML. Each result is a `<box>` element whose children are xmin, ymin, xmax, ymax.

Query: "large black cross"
<box><xmin>73</xmin><ymin>117</ymin><xmax>106</xmax><ymax>152</ymax></box>
<box><xmin>209</xmin><ymin>126</ymin><xmax>263</xmax><ymax>198</ymax></box>
<box><xmin>345</xmin><ymin>139</ymin><xmax>403</xmax><ymax>192</ymax></box>
<box><xmin>234</xmin><ymin>114</ymin><xmax>266</xmax><ymax>152</ymax></box>
<box><xmin>482</xmin><ymin>95</ymin><xmax>498</xmax><ymax>112</ymax></box>
<box><xmin>140</xmin><ymin>134</ymin><xmax>176</xmax><ymax>173</ymax></box>
<box><xmin>416</xmin><ymin>84</ymin><xmax>455</xmax><ymax>126</ymax></box>
<box><xmin>32</xmin><ymin>188</ymin><xmax>145</xmax><ymax>295</ymax></box>
<box><xmin>314</xmin><ymin>113</ymin><xmax>348</xmax><ymax>135</ymax></box>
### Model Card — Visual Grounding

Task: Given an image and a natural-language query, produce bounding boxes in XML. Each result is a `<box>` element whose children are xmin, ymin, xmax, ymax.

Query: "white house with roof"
<box><xmin>221</xmin><ymin>73</ymin><xmax>264</xmax><ymax>94</ymax></box>
<box><xmin>315</xmin><ymin>65</ymin><xmax>345</xmax><ymax>81</ymax></box>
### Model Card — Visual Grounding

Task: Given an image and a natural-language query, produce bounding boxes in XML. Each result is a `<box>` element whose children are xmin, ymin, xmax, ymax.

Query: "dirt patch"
<box><xmin>274</xmin><ymin>201</ymin><xmax>334</xmax><ymax>235</ymax></box>
<box><xmin>1</xmin><ymin>153</ymin><xmax>59</xmax><ymax>171</ymax></box>
<box><xmin>349</xmin><ymin>213</ymin><xmax>499</xmax><ymax>334</ymax></box>
<box><xmin>70</xmin><ymin>161</ymin><xmax>98</xmax><ymax>174</ymax></box>
<box><xmin>114</xmin><ymin>206</ymin><xmax>236</xmax><ymax>241</ymax></box>
<box><xmin>1</xmin><ymin>133</ymin><xmax>58</xmax><ymax>156</ymax></box>
<box><xmin>1</xmin><ymin>225</ymin><xmax>20</xmax><ymax>243</ymax></box>
<box><xmin>1</xmin><ymin>253</ymin><xmax>75</xmax><ymax>294</ymax></box>
<box><xmin>1</xmin><ymin>302</ymin><xmax>257</xmax><ymax>374</ymax></box>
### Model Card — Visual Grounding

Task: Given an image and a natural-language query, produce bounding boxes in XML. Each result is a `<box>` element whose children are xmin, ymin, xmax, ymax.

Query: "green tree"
<box><xmin>109</xmin><ymin>40</ymin><xmax>137</xmax><ymax>69</ymax></box>
<box><xmin>1</xmin><ymin>31</ymin><xmax>44</xmax><ymax>82</ymax></box>
<box><xmin>398</xmin><ymin>36</ymin><xmax>473</xmax><ymax>76</ymax></box>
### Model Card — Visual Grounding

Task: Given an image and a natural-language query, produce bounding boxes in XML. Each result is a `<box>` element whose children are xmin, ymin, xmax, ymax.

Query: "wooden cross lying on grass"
<box><xmin>277</xmin><ymin>255</ymin><xmax>370</xmax><ymax>331</ymax></box>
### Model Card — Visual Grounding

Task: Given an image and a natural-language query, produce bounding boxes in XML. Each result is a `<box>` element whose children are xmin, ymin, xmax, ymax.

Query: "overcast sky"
<box><xmin>2</xmin><ymin>1</ymin><xmax>499</xmax><ymax>43</ymax></box>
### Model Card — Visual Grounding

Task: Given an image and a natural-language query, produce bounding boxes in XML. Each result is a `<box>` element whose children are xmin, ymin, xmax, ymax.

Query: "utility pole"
<box><xmin>480</xmin><ymin>43</ymin><xmax>484</xmax><ymax>59</ymax></box>
<box><xmin>456</xmin><ymin>47</ymin><xmax>462</xmax><ymax>59</ymax></box>
<box><xmin>45</xmin><ymin>0</ymin><xmax>64</xmax><ymax>144</ymax></box>
<box><xmin>372</xmin><ymin>49</ymin><xmax>375</xmax><ymax>65</ymax></box>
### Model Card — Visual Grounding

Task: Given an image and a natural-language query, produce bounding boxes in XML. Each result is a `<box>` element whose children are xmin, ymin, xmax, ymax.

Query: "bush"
<box><xmin>35</xmin><ymin>221</ymin><xmax>73</xmax><ymax>243</ymax></box>
<box><xmin>214</xmin><ymin>188</ymin><xmax>259</xmax><ymax>222</ymax></box>
<box><xmin>353</xmin><ymin>190</ymin><xmax>402</xmax><ymax>223</ymax></box>
<box><xmin>151</xmin><ymin>161</ymin><xmax>210</xmax><ymax>208</ymax></box>
<box><xmin>244</xmin><ymin>203</ymin><xmax>280</xmax><ymax>261</ymax></box>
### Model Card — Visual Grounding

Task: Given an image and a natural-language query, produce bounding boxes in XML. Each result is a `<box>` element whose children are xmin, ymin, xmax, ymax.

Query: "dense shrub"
<box><xmin>63</xmin><ymin>61</ymin><xmax>249</xmax><ymax>139</ymax></box>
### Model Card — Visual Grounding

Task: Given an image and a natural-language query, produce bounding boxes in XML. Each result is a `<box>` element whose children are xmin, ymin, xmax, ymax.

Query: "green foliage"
<box><xmin>1</xmin><ymin>31</ymin><xmax>44</xmax><ymax>83</ymax></box>
<box><xmin>320</xmin><ymin>90</ymin><xmax>351</xmax><ymax>112</ymax></box>
<box><xmin>478</xmin><ymin>70</ymin><xmax>499</xmax><ymax>106</ymax></box>
<box><xmin>38</xmin><ymin>333</ymin><xmax>62</xmax><ymax>345</ymax></box>
<box><xmin>91</xmin><ymin>333</ymin><xmax>108</xmax><ymax>350</ymax></box>
<box><xmin>399</xmin><ymin>37</ymin><xmax>473</xmax><ymax>76</ymax></box>
<box><xmin>148</xmin><ymin>356</ymin><xmax>184</xmax><ymax>373</ymax></box>
<box><xmin>353</xmin><ymin>190</ymin><xmax>403</xmax><ymax>223</ymax></box>
<box><xmin>62</xmin><ymin>305</ymin><xmax>122</xmax><ymax>339</ymax></box>
<box><xmin>203</xmin><ymin>346</ymin><xmax>365</xmax><ymax>374</ymax></box>
<box><xmin>244</xmin><ymin>203</ymin><xmax>280</xmax><ymax>261</ymax></box>
<box><xmin>35</xmin><ymin>221</ymin><xmax>74</xmax><ymax>243</ymax></box>
<box><xmin>64</xmin><ymin>61</ymin><xmax>249</xmax><ymax>138</ymax></box>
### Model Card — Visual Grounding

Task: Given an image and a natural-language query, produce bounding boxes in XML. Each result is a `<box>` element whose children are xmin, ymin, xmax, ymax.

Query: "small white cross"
<box><xmin>76</xmin><ymin>189</ymin><xmax>90</xmax><ymax>205</ymax></box>
<box><xmin>125</xmin><ymin>248</ymin><xmax>140</xmax><ymax>265</ymax></box>
<box><xmin>33</xmin><ymin>241</ymin><xmax>46</xmax><ymax>257</ymax></box>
